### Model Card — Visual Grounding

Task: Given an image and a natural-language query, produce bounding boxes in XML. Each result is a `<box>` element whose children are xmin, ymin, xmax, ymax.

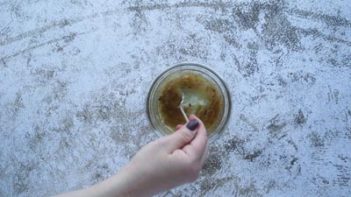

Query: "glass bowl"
<box><xmin>147</xmin><ymin>63</ymin><xmax>231</xmax><ymax>141</ymax></box>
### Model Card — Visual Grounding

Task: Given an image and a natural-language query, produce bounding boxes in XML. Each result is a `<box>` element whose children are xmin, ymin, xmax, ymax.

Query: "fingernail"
<box><xmin>186</xmin><ymin>119</ymin><xmax>199</xmax><ymax>131</ymax></box>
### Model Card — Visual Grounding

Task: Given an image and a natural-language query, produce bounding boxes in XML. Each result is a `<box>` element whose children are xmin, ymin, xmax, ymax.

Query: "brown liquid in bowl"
<box><xmin>158</xmin><ymin>72</ymin><xmax>223</xmax><ymax>133</ymax></box>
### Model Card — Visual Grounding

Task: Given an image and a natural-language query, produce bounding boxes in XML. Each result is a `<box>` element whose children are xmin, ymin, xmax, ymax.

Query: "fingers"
<box><xmin>176</xmin><ymin>124</ymin><xmax>183</xmax><ymax>130</ymax></box>
<box><xmin>184</xmin><ymin>115</ymin><xmax>208</xmax><ymax>160</ymax></box>
<box><xmin>164</xmin><ymin>119</ymin><xmax>200</xmax><ymax>152</ymax></box>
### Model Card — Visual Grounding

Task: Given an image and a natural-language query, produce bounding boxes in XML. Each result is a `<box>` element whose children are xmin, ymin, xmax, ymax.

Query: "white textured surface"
<box><xmin>0</xmin><ymin>0</ymin><xmax>351</xmax><ymax>196</ymax></box>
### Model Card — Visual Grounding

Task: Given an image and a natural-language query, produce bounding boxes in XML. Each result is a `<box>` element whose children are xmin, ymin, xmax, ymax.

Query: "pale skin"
<box><xmin>56</xmin><ymin>115</ymin><xmax>208</xmax><ymax>197</ymax></box>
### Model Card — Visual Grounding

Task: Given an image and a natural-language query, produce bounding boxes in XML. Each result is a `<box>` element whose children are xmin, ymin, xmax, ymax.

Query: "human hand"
<box><xmin>55</xmin><ymin>115</ymin><xmax>208</xmax><ymax>197</ymax></box>
<box><xmin>121</xmin><ymin>115</ymin><xmax>208</xmax><ymax>196</ymax></box>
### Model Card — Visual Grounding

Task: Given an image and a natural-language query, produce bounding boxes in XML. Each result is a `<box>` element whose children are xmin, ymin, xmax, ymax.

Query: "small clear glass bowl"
<box><xmin>147</xmin><ymin>63</ymin><xmax>231</xmax><ymax>141</ymax></box>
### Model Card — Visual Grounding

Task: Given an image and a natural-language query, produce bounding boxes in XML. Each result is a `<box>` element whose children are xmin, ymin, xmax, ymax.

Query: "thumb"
<box><xmin>165</xmin><ymin>119</ymin><xmax>200</xmax><ymax>152</ymax></box>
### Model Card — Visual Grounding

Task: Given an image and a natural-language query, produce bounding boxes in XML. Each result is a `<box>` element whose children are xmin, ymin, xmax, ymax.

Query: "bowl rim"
<box><xmin>146</xmin><ymin>62</ymin><xmax>231</xmax><ymax>142</ymax></box>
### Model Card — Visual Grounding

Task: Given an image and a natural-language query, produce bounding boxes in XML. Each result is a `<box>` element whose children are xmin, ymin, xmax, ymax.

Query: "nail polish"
<box><xmin>186</xmin><ymin>119</ymin><xmax>199</xmax><ymax>131</ymax></box>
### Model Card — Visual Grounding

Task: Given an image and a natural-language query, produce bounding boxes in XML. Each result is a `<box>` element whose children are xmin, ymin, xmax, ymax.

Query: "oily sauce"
<box><xmin>158</xmin><ymin>72</ymin><xmax>223</xmax><ymax>133</ymax></box>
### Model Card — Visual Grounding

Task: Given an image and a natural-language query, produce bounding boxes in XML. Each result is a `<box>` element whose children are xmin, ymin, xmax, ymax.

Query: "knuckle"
<box><xmin>148</xmin><ymin>140</ymin><xmax>161</xmax><ymax>148</ymax></box>
<box><xmin>156</xmin><ymin>137</ymin><xmax>167</xmax><ymax>146</ymax></box>
<box><xmin>184</xmin><ymin>161</ymin><xmax>201</xmax><ymax>182</ymax></box>
<box><xmin>178</xmin><ymin>130</ymin><xmax>193</xmax><ymax>142</ymax></box>
<box><xmin>188</xmin><ymin>168</ymin><xmax>200</xmax><ymax>182</ymax></box>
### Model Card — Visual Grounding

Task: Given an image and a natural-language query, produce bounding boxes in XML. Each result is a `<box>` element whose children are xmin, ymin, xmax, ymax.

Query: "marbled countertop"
<box><xmin>1</xmin><ymin>0</ymin><xmax>350</xmax><ymax>196</ymax></box>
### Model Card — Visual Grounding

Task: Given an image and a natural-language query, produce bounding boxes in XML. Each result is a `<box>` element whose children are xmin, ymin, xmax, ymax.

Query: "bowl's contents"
<box><xmin>158</xmin><ymin>72</ymin><xmax>223</xmax><ymax>133</ymax></box>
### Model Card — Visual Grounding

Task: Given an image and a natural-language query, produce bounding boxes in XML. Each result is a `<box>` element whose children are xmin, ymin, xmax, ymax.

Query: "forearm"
<box><xmin>55</xmin><ymin>117</ymin><xmax>206</xmax><ymax>197</ymax></box>
<box><xmin>55</xmin><ymin>164</ymin><xmax>151</xmax><ymax>197</ymax></box>
<box><xmin>92</xmin><ymin>164</ymin><xmax>155</xmax><ymax>197</ymax></box>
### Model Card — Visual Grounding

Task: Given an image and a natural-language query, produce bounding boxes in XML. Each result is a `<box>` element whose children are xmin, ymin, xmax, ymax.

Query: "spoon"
<box><xmin>179</xmin><ymin>93</ymin><xmax>189</xmax><ymax>122</ymax></box>
<box><xmin>179</xmin><ymin>90</ymin><xmax>209</xmax><ymax>122</ymax></box>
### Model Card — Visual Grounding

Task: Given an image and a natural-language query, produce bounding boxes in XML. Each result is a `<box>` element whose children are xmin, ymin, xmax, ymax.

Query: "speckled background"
<box><xmin>1</xmin><ymin>0</ymin><xmax>350</xmax><ymax>196</ymax></box>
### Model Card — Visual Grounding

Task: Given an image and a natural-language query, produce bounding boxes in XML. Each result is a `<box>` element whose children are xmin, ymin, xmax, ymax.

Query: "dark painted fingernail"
<box><xmin>186</xmin><ymin>119</ymin><xmax>199</xmax><ymax>131</ymax></box>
